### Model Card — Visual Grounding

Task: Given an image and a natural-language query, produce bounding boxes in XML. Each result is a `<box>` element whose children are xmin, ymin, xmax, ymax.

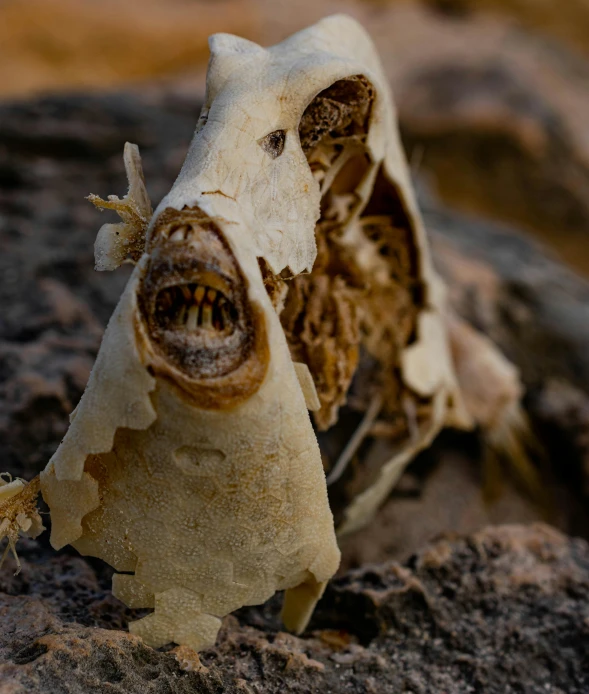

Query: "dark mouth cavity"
<box><xmin>140</xmin><ymin>206</ymin><xmax>264</xmax><ymax>383</ymax></box>
<box><xmin>155</xmin><ymin>282</ymin><xmax>239</xmax><ymax>334</ymax></box>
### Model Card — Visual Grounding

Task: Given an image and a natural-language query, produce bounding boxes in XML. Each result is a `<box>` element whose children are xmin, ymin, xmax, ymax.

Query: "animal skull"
<box><xmin>35</xmin><ymin>15</ymin><xmax>522</xmax><ymax>652</ymax></box>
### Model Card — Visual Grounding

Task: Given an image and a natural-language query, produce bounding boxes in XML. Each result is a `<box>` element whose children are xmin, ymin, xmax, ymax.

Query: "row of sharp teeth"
<box><xmin>157</xmin><ymin>283</ymin><xmax>234</xmax><ymax>332</ymax></box>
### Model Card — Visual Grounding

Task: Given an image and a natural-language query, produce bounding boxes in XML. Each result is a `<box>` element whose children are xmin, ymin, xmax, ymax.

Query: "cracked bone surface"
<box><xmin>39</xmin><ymin>14</ymin><xmax>479</xmax><ymax>651</ymax></box>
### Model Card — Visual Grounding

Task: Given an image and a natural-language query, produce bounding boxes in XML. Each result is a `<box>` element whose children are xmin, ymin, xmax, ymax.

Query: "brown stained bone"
<box><xmin>298</xmin><ymin>75</ymin><xmax>375</xmax><ymax>156</ymax></box>
<box><xmin>136</xmin><ymin>207</ymin><xmax>270</xmax><ymax>409</ymax></box>
<box><xmin>140</xmin><ymin>208</ymin><xmax>254</xmax><ymax>381</ymax></box>
<box><xmin>280</xmin><ymin>202</ymin><xmax>424</xmax><ymax>431</ymax></box>
<box><xmin>281</xmin><ymin>75</ymin><xmax>374</xmax><ymax>431</ymax></box>
<box><xmin>280</xmin><ymin>153</ymin><xmax>429</xmax><ymax>520</ymax></box>
<box><xmin>284</xmin><ymin>73</ymin><xmax>426</xmax><ymax>462</ymax></box>
<box><xmin>280</xmin><ymin>226</ymin><xmax>361</xmax><ymax>431</ymax></box>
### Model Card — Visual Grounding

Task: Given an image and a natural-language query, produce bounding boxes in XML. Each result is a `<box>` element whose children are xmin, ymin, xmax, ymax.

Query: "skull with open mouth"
<box><xmin>37</xmin><ymin>14</ymin><xmax>486</xmax><ymax>652</ymax></box>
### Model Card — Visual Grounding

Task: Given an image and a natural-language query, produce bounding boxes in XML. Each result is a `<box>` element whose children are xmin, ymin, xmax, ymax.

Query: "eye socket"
<box><xmin>195</xmin><ymin>107</ymin><xmax>209</xmax><ymax>134</ymax></box>
<box><xmin>258</xmin><ymin>129</ymin><xmax>286</xmax><ymax>159</ymax></box>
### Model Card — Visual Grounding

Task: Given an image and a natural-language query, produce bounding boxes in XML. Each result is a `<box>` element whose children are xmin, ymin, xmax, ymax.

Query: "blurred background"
<box><xmin>2</xmin><ymin>0</ymin><xmax>589</xmax><ymax>566</ymax></box>
<box><xmin>3</xmin><ymin>0</ymin><xmax>589</xmax><ymax>271</ymax></box>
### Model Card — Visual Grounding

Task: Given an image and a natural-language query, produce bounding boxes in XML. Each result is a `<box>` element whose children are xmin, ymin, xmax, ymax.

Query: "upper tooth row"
<box><xmin>176</xmin><ymin>285</ymin><xmax>231</xmax><ymax>331</ymax></box>
<box><xmin>179</xmin><ymin>285</ymin><xmax>221</xmax><ymax>305</ymax></box>
<box><xmin>169</xmin><ymin>225</ymin><xmax>192</xmax><ymax>242</ymax></box>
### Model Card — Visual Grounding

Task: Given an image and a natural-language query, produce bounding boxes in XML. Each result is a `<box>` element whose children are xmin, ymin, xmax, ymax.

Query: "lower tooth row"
<box><xmin>170</xmin><ymin>285</ymin><xmax>230</xmax><ymax>331</ymax></box>
<box><xmin>186</xmin><ymin>305</ymin><xmax>199</xmax><ymax>330</ymax></box>
<box><xmin>201</xmin><ymin>303</ymin><xmax>213</xmax><ymax>328</ymax></box>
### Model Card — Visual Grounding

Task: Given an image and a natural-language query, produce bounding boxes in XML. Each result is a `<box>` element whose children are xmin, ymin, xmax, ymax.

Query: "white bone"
<box><xmin>39</xmin><ymin>14</ymin><xmax>490</xmax><ymax>650</ymax></box>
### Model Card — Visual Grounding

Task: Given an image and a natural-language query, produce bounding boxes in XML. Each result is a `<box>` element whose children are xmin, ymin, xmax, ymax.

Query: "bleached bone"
<box><xmin>38</xmin><ymin>14</ymin><xmax>520</xmax><ymax>652</ymax></box>
<box><xmin>89</xmin><ymin>142</ymin><xmax>152</xmax><ymax>271</ymax></box>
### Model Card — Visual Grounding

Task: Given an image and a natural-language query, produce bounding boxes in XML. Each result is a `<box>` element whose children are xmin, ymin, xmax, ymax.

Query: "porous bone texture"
<box><xmin>41</xmin><ymin>248</ymin><xmax>340</xmax><ymax>650</ymax></box>
<box><xmin>39</xmin><ymin>13</ymin><xmax>468</xmax><ymax>650</ymax></box>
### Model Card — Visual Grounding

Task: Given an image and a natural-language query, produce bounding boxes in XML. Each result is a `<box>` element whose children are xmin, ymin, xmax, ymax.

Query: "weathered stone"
<box><xmin>392</xmin><ymin>7</ymin><xmax>589</xmax><ymax>275</ymax></box>
<box><xmin>1</xmin><ymin>525</ymin><xmax>589</xmax><ymax>693</ymax></box>
<box><xmin>429</xmin><ymin>199</ymin><xmax>589</xmax><ymax>517</ymax></box>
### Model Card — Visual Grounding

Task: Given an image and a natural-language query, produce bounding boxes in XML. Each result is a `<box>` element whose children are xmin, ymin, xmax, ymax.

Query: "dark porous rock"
<box><xmin>1</xmin><ymin>524</ymin><xmax>589</xmax><ymax>693</ymax></box>
<box><xmin>0</xmin><ymin>87</ymin><xmax>199</xmax><ymax>480</ymax></box>
<box><xmin>392</xmin><ymin>6</ymin><xmax>589</xmax><ymax>275</ymax></box>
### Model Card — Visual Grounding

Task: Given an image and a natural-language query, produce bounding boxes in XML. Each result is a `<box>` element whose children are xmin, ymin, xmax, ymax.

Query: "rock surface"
<box><xmin>1</xmin><ymin>525</ymin><xmax>589</xmax><ymax>693</ymax></box>
<box><xmin>429</xmin><ymin>202</ymin><xmax>589</xmax><ymax>527</ymax></box>
<box><xmin>395</xmin><ymin>9</ymin><xmax>589</xmax><ymax>275</ymax></box>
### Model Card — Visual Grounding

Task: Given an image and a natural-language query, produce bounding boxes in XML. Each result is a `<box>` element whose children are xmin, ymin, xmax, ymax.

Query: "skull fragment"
<box><xmin>36</xmin><ymin>15</ymin><xmax>522</xmax><ymax>652</ymax></box>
